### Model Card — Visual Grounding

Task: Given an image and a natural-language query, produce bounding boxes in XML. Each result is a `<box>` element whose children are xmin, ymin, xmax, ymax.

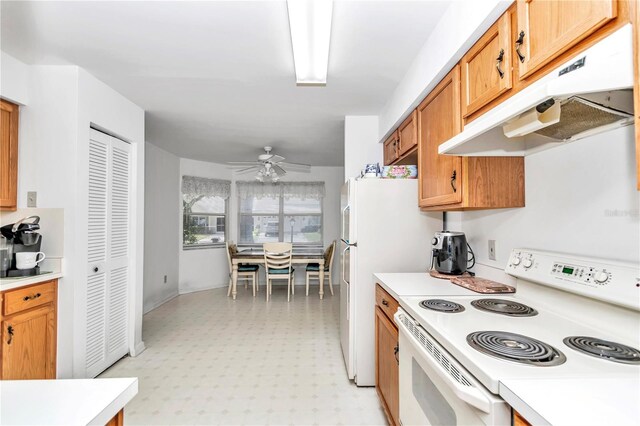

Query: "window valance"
<box><xmin>236</xmin><ymin>181</ymin><xmax>325</xmax><ymax>200</ymax></box>
<box><xmin>182</xmin><ymin>176</ymin><xmax>231</xmax><ymax>200</ymax></box>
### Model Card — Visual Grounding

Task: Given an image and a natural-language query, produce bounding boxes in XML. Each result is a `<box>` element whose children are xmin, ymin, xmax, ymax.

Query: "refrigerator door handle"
<box><xmin>342</xmin><ymin>245</ymin><xmax>350</xmax><ymax>321</ymax></box>
<box><xmin>342</xmin><ymin>245</ymin><xmax>350</xmax><ymax>285</ymax></box>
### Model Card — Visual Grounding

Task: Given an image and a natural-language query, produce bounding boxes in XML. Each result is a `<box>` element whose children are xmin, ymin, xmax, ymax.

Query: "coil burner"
<box><xmin>564</xmin><ymin>336</ymin><xmax>640</xmax><ymax>365</ymax></box>
<box><xmin>471</xmin><ymin>299</ymin><xmax>538</xmax><ymax>317</ymax></box>
<box><xmin>467</xmin><ymin>331</ymin><xmax>566</xmax><ymax>366</ymax></box>
<box><xmin>419</xmin><ymin>299</ymin><xmax>465</xmax><ymax>313</ymax></box>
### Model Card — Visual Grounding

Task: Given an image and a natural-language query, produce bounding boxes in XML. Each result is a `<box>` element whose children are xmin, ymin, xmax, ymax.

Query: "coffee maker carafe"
<box><xmin>0</xmin><ymin>216</ymin><xmax>43</xmax><ymax>277</ymax></box>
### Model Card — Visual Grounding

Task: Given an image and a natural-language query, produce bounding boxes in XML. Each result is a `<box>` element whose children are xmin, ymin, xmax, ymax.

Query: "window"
<box><xmin>182</xmin><ymin>176</ymin><xmax>231</xmax><ymax>248</ymax></box>
<box><xmin>237</xmin><ymin>182</ymin><xmax>324</xmax><ymax>247</ymax></box>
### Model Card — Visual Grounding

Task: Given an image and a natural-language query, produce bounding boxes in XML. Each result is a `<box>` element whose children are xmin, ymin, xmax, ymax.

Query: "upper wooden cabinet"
<box><xmin>383</xmin><ymin>131</ymin><xmax>399</xmax><ymax>166</ymax></box>
<box><xmin>0</xmin><ymin>99</ymin><xmax>19</xmax><ymax>211</ymax></box>
<box><xmin>418</xmin><ymin>66</ymin><xmax>463</xmax><ymax>207</ymax></box>
<box><xmin>397</xmin><ymin>111</ymin><xmax>418</xmax><ymax>157</ymax></box>
<box><xmin>515</xmin><ymin>0</ymin><xmax>617</xmax><ymax>79</ymax></box>
<box><xmin>461</xmin><ymin>12</ymin><xmax>513</xmax><ymax>117</ymax></box>
<box><xmin>418</xmin><ymin>66</ymin><xmax>525</xmax><ymax>210</ymax></box>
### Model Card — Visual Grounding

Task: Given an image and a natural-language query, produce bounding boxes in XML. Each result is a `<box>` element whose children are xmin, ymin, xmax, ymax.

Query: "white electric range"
<box><xmin>395</xmin><ymin>249</ymin><xmax>640</xmax><ymax>426</ymax></box>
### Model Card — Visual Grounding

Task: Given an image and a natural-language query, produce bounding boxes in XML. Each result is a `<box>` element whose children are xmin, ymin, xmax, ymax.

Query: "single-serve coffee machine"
<box><xmin>0</xmin><ymin>216</ymin><xmax>45</xmax><ymax>278</ymax></box>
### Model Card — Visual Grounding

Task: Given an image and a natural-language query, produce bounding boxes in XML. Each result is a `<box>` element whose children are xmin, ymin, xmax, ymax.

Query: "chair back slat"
<box><xmin>263</xmin><ymin>242</ymin><xmax>293</xmax><ymax>272</ymax></box>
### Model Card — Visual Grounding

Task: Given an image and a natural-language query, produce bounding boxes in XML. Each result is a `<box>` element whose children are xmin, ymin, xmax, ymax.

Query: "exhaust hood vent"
<box><xmin>533</xmin><ymin>96</ymin><xmax>633</xmax><ymax>141</ymax></box>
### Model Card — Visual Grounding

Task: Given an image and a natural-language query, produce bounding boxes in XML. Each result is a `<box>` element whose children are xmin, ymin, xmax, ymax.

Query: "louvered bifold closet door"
<box><xmin>86</xmin><ymin>129</ymin><xmax>131</xmax><ymax>378</ymax></box>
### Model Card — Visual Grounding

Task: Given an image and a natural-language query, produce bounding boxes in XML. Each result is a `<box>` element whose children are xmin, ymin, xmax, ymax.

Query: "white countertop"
<box><xmin>500</xmin><ymin>377</ymin><xmax>640</xmax><ymax>426</ymax></box>
<box><xmin>0</xmin><ymin>271</ymin><xmax>63</xmax><ymax>292</ymax></box>
<box><xmin>0</xmin><ymin>378</ymin><xmax>138</xmax><ymax>425</ymax></box>
<box><xmin>374</xmin><ymin>272</ymin><xmax>482</xmax><ymax>300</ymax></box>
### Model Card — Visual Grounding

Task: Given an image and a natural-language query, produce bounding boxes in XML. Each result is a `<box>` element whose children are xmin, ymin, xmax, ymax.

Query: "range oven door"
<box><xmin>395</xmin><ymin>309</ymin><xmax>510</xmax><ymax>426</ymax></box>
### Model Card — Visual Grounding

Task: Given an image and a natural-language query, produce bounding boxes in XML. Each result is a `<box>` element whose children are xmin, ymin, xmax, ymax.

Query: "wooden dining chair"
<box><xmin>226</xmin><ymin>242</ymin><xmax>259</xmax><ymax>297</ymax></box>
<box><xmin>305</xmin><ymin>240</ymin><xmax>335</xmax><ymax>296</ymax></box>
<box><xmin>263</xmin><ymin>242</ymin><xmax>295</xmax><ymax>302</ymax></box>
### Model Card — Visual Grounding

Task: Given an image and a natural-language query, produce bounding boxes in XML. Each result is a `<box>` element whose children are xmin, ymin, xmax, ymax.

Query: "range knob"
<box><xmin>432</xmin><ymin>237</ymin><xmax>439</xmax><ymax>246</ymax></box>
<box><xmin>523</xmin><ymin>258</ymin><xmax>533</xmax><ymax>269</ymax></box>
<box><xmin>511</xmin><ymin>256</ymin><xmax>521</xmax><ymax>266</ymax></box>
<box><xmin>594</xmin><ymin>271</ymin><xmax>609</xmax><ymax>284</ymax></box>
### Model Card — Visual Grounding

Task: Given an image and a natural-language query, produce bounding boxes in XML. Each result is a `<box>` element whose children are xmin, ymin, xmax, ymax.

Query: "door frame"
<box><xmin>73</xmin><ymin>124</ymin><xmax>145</xmax><ymax>378</ymax></box>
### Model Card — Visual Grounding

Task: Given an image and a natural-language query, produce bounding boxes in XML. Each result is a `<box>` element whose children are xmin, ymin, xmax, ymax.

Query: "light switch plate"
<box><xmin>27</xmin><ymin>191</ymin><xmax>37</xmax><ymax>208</ymax></box>
<box><xmin>488</xmin><ymin>240</ymin><xmax>496</xmax><ymax>261</ymax></box>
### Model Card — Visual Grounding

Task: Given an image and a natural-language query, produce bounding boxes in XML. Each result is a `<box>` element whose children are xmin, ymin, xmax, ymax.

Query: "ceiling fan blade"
<box><xmin>279</xmin><ymin>162</ymin><xmax>311</xmax><ymax>173</ymax></box>
<box><xmin>270</xmin><ymin>155</ymin><xmax>285</xmax><ymax>163</ymax></box>
<box><xmin>227</xmin><ymin>161</ymin><xmax>261</xmax><ymax>166</ymax></box>
<box><xmin>271</xmin><ymin>164</ymin><xmax>287</xmax><ymax>176</ymax></box>
<box><xmin>235</xmin><ymin>166</ymin><xmax>260</xmax><ymax>174</ymax></box>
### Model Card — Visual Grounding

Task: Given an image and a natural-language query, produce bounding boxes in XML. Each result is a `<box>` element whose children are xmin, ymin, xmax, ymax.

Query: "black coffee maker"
<box><xmin>0</xmin><ymin>216</ymin><xmax>43</xmax><ymax>277</ymax></box>
<box><xmin>431</xmin><ymin>231</ymin><xmax>475</xmax><ymax>275</ymax></box>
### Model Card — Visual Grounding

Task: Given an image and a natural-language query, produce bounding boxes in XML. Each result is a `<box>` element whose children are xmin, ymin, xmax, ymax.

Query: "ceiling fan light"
<box><xmin>287</xmin><ymin>0</ymin><xmax>333</xmax><ymax>86</ymax></box>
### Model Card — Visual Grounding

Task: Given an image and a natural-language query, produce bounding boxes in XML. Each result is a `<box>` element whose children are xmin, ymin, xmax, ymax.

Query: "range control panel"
<box><xmin>506</xmin><ymin>249</ymin><xmax>639</xmax><ymax>311</ymax></box>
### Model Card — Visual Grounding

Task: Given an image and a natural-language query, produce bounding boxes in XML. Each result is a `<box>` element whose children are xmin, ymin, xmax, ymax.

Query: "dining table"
<box><xmin>230</xmin><ymin>248</ymin><xmax>326</xmax><ymax>300</ymax></box>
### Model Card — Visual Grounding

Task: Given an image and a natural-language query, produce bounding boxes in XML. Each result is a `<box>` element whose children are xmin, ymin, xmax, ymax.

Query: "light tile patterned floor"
<box><xmin>100</xmin><ymin>286</ymin><xmax>386</xmax><ymax>425</ymax></box>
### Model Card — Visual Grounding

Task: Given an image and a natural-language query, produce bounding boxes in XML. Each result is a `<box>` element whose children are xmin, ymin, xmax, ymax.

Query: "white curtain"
<box><xmin>236</xmin><ymin>181</ymin><xmax>325</xmax><ymax>200</ymax></box>
<box><xmin>182</xmin><ymin>176</ymin><xmax>231</xmax><ymax>201</ymax></box>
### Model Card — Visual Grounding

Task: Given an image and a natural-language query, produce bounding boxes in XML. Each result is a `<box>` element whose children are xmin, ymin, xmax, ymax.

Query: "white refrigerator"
<box><xmin>340</xmin><ymin>178</ymin><xmax>440</xmax><ymax>386</ymax></box>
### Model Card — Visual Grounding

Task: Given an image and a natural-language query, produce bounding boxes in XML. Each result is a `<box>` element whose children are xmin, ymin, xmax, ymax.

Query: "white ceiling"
<box><xmin>1</xmin><ymin>1</ymin><xmax>449</xmax><ymax>166</ymax></box>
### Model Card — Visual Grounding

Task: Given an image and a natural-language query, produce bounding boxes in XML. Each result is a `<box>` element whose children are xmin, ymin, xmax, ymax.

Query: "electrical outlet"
<box><xmin>27</xmin><ymin>191</ymin><xmax>37</xmax><ymax>208</ymax></box>
<box><xmin>164</xmin><ymin>275</ymin><xmax>168</xmax><ymax>284</ymax></box>
<box><xmin>488</xmin><ymin>240</ymin><xmax>496</xmax><ymax>261</ymax></box>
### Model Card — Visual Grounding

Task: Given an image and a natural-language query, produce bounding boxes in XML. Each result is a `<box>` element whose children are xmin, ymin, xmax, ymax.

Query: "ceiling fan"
<box><xmin>227</xmin><ymin>146</ymin><xmax>311</xmax><ymax>182</ymax></box>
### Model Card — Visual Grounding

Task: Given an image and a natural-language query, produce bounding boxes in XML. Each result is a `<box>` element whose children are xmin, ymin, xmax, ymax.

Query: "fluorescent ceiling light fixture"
<box><xmin>287</xmin><ymin>0</ymin><xmax>333</xmax><ymax>86</ymax></box>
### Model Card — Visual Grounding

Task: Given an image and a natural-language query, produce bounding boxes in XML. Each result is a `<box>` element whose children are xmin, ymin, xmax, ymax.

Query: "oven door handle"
<box><xmin>395</xmin><ymin>311</ymin><xmax>493</xmax><ymax>414</ymax></box>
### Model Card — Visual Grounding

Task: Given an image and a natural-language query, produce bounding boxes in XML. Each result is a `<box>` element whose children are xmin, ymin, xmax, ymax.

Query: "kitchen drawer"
<box><xmin>3</xmin><ymin>281</ymin><xmax>56</xmax><ymax>316</ymax></box>
<box><xmin>376</xmin><ymin>284</ymin><xmax>399</xmax><ymax>321</ymax></box>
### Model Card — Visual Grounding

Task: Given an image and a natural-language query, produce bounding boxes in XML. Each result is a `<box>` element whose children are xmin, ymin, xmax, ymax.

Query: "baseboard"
<box><xmin>131</xmin><ymin>341</ymin><xmax>146</xmax><ymax>357</ymax></box>
<box><xmin>143</xmin><ymin>291</ymin><xmax>179</xmax><ymax>314</ymax></box>
<box><xmin>178</xmin><ymin>283</ymin><xmax>227</xmax><ymax>295</ymax></box>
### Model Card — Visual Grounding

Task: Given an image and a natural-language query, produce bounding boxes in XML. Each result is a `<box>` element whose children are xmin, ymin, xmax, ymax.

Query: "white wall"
<box><xmin>344</xmin><ymin>116</ymin><xmax>381</xmax><ymax>181</ymax></box>
<box><xmin>378</xmin><ymin>0</ymin><xmax>511</xmax><ymax>141</ymax></box>
<box><xmin>144</xmin><ymin>143</ymin><xmax>180</xmax><ymax>313</ymax></box>
<box><xmin>0</xmin><ymin>51</ymin><xmax>29</xmax><ymax>104</ymax></box>
<box><xmin>75</xmin><ymin>68</ymin><xmax>146</xmax><ymax>369</ymax></box>
<box><xmin>17</xmin><ymin>64</ymin><xmax>79</xmax><ymax>378</ymax></box>
<box><xmin>3</xmin><ymin>51</ymin><xmax>146</xmax><ymax>378</ymax></box>
<box><xmin>176</xmin><ymin>157</ymin><xmax>344</xmax><ymax>294</ymax></box>
<box><xmin>459</xmin><ymin>126</ymin><xmax>639</xmax><ymax>271</ymax></box>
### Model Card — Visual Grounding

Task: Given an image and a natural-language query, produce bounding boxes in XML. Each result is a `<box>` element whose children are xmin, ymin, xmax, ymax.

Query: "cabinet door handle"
<box><xmin>450</xmin><ymin>170</ymin><xmax>457</xmax><ymax>193</ymax></box>
<box><xmin>394</xmin><ymin>345</ymin><xmax>399</xmax><ymax>365</ymax></box>
<box><xmin>382</xmin><ymin>299</ymin><xmax>389</xmax><ymax>306</ymax></box>
<box><xmin>7</xmin><ymin>325</ymin><xmax>14</xmax><ymax>345</ymax></box>
<box><xmin>515</xmin><ymin>31</ymin><xmax>526</xmax><ymax>63</ymax></box>
<box><xmin>23</xmin><ymin>293</ymin><xmax>42</xmax><ymax>301</ymax></box>
<box><xmin>496</xmin><ymin>48</ymin><xmax>505</xmax><ymax>79</ymax></box>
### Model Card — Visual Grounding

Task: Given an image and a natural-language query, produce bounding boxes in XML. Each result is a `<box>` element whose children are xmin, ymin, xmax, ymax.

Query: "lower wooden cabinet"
<box><xmin>375</xmin><ymin>284</ymin><xmax>399</xmax><ymax>426</ymax></box>
<box><xmin>0</xmin><ymin>280</ymin><xmax>58</xmax><ymax>380</ymax></box>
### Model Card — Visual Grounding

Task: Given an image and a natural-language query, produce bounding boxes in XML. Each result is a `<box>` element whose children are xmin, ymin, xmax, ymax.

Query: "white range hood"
<box><xmin>439</xmin><ymin>24</ymin><xmax>635</xmax><ymax>157</ymax></box>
